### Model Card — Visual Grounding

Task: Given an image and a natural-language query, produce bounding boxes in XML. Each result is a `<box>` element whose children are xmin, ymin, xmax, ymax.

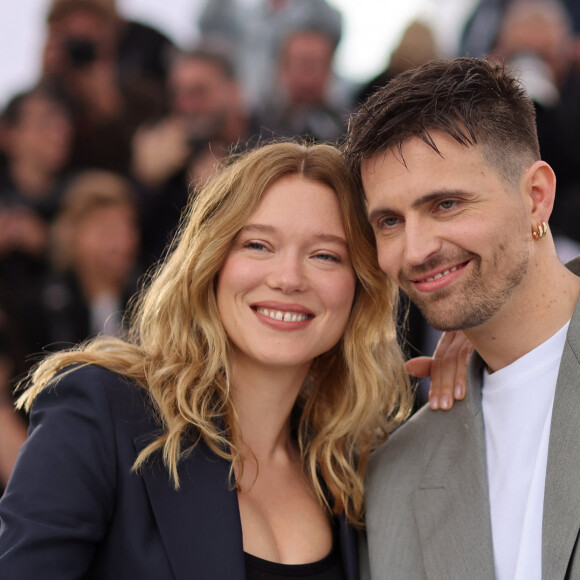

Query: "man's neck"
<box><xmin>465</xmin><ymin>256</ymin><xmax>580</xmax><ymax>372</ymax></box>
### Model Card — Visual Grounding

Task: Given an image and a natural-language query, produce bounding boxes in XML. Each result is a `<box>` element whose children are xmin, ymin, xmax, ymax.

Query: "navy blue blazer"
<box><xmin>0</xmin><ymin>365</ymin><xmax>359</xmax><ymax>579</ymax></box>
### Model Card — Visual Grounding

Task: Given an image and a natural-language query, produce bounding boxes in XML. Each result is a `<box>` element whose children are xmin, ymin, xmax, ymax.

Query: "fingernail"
<box><xmin>430</xmin><ymin>395</ymin><xmax>439</xmax><ymax>410</ymax></box>
<box><xmin>441</xmin><ymin>395</ymin><xmax>451</xmax><ymax>409</ymax></box>
<box><xmin>454</xmin><ymin>384</ymin><xmax>463</xmax><ymax>399</ymax></box>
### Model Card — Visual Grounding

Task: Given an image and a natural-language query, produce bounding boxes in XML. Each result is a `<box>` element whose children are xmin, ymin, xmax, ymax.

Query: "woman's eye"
<box><xmin>314</xmin><ymin>252</ymin><xmax>341</xmax><ymax>263</ymax></box>
<box><xmin>244</xmin><ymin>241</ymin><xmax>267</xmax><ymax>251</ymax></box>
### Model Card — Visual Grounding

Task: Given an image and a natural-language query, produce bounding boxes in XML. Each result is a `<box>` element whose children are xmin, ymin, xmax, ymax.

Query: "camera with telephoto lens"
<box><xmin>64</xmin><ymin>37</ymin><xmax>98</xmax><ymax>68</ymax></box>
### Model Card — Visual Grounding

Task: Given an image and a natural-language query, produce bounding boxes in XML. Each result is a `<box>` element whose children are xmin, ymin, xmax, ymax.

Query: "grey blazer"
<box><xmin>362</xmin><ymin>257</ymin><xmax>580</xmax><ymax>580</ymax></box>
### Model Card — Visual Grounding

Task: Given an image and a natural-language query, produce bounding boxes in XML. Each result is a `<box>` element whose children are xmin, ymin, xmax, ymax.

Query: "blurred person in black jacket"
<box><xmin>258</xmin><ymin>24</ymin><xmax>351</xmax><ymax>143</ymax></box>
<box><xmin>0</xmin><ymin>85</ymin><xmax>74</xmax><ymax>344</ymax></box>
<box><xmin>41</xmin><ymin>0</ymin><xmax>164</xmax><ymax>173</ymax></box>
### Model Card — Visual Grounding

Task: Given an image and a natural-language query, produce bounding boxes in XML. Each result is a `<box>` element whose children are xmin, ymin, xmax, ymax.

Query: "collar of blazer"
<box><xmin>543</xmin><ymin>288</ymin><xmax>580</xmax><ymax>579</ymax></box>
<box><xmin>134</xmin><ymin>434</ymin><xmax>246</xmax><ymax>580</ymax></box>
<box><xmin>133</xmin><ymin>432</ymin><xmax>361</xmax><ymax>580</ymax></box>
<box><xmin>412</xmin><ymin>353</ymin><xmax>496</xmax><ymax>578</ymax></box>
<box><xmin>412</xmin><ymin>259</ymin><xmax>580</xmax><ymax>580</ymax></box>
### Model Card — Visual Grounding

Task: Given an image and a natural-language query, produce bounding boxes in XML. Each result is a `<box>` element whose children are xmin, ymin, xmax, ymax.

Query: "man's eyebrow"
<box><xmin>367</xmin><ymin>190</ymin><xmax>471</xmax><ymax>222</ymax></box>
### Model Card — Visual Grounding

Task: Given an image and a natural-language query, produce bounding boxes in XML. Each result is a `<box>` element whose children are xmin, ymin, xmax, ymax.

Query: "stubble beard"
<box><xmin>401</xmin><ymin>250</ymin><xmax>530</xmax><ymax>332</ymax></box>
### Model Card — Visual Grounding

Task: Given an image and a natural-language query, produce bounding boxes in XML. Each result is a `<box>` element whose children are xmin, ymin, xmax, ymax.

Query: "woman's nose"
<box><xmin>267</xmin><ymin>253</ymin><xmax>308</xmax><ymax>293</ymax></box>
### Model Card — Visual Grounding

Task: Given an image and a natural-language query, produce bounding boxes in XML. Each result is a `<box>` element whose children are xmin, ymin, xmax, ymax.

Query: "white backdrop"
<box><xmin>0</xmin><ymin>0</ymin><xmax>476</xmax><ymax>108</ymax></box>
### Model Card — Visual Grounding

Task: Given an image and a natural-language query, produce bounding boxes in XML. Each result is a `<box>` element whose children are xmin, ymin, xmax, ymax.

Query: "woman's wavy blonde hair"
<box><xmin>19</xmin><ymin>141</ymin><xmax>412</xmax><ymax>526</ymax></box>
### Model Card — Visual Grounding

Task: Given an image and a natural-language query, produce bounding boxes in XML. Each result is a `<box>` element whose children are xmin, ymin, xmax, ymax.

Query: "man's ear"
<box><xmin>523</xmin><ymin>160</ymin><xmax>556</xmax><ymax>221</ymax></box>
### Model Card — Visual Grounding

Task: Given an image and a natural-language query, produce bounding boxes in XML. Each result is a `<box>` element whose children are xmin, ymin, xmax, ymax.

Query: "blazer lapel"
<box><xmin>543</xmin><ymin>297</ymin><xmax>580</xmax><ymax>580</ymax></box>
<box><xmin>413</xmin><ymin>355</ymin><xmax>495</xmax><ymax>579</ymax></box>
<box><xmin>338</xmin><ymin>515</ymin><xmax>359</xmax><ymax>580</ymax></box>
<box><xmin>135</xmin><ymin>435</ymin><xmax>246</xmax><ymax>580</ymax></box>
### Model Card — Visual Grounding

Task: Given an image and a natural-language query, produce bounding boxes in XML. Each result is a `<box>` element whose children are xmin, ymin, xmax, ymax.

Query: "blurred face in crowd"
<box><xmin>280</xmin><ymin>31</ymin><xmax>335</xmax><ymax>106</ymax></box>
<box><xmin>4</xmin><ymin>95</ymin><xmax>73</xmax><ymax>174</ymax></box>
<box><xmin>43</xmin><ymin>9</ymin><xmax>116</xmax><ymax>77</ymax></box>
<box><xmin>72</xmin><ymin>203</ymin><xmax>140</xmax><ymax>283</ymax></box>
<box><xmin>494</xmin><ymin>2</ymin><xmax>573</xmax><ymax>83</ymax></box>
<box><xmin>168</xmin><ymin>57</ymin><xmax>239</xmax><ymax>139</ymax></box>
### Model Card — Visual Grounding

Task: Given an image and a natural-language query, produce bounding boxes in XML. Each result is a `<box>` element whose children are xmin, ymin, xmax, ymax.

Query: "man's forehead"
<box><xmin>361</xmin><ymin>149</ymin><xmax>401</xmax><ymax>178</ymax></box>
<box><xmin>361</xmin><ymin>132</ymin><xmax>485</xmax><ymax>178</ymax></box>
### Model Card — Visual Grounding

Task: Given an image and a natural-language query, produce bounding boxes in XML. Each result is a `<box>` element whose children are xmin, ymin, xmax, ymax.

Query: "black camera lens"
<box><xmin>64</xmin><ymin>37</ymin><xmax>97</xmax><ymax>68</ymax></box>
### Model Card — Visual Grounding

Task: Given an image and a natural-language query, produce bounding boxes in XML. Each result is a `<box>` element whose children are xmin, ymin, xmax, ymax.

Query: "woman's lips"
<box><xmin>251</xmin><ymin>302</ymin><xmax>315</xmax><ymax>329</ymax></box>
<box><xmin>254</xmin><ymin>307</ymin><xmax>311</xmax><ymax>322</ymax></box>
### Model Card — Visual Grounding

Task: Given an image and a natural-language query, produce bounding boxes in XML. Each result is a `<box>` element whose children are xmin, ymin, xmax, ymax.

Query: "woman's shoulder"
<box><xmin>36</xmin><ymin>364</ymin><xmax>152</xmax><ymax>421</ymax></box>
<box><xmin>25</xmin><ymin>363</ymin><xmax>161</xmax><ymax>453</ymax></box>
<box><xmin>51</xmin><ymin>363</ymin><xmax>141</xmax><ymax>393</ymax></box>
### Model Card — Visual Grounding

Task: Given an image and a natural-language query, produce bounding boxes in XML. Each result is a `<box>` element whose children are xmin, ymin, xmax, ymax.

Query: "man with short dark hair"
<box><xmin>344</xmin><ymin>57</ymin><xmax>580</xmax><ymax>579</ymax></box>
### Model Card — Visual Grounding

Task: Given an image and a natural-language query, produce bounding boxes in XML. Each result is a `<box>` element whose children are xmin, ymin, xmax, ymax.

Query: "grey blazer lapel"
<box><xmin>543</xmin><ymin>296</ymin><xmax>580</xmax><ymax>580</ymax></box>
<box><xmin>414</xmin><ymin>355</ymin><xmax>495</xmax><ymax>579</ymax></box>
<box><xmin>135</xmin><ymin>435</ymin><xmax>246</xmax><ymax>580</ymax></box>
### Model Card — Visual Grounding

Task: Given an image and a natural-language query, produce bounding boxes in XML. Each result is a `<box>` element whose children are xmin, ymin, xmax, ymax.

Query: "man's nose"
<box><xmin>404</xmin><ymin>218</ymin><xmax>442</xmax><ymax>267</ymax></box>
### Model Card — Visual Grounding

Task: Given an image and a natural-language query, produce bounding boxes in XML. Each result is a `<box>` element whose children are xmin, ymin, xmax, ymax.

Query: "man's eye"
<box><xmin>379</xmin><ymin>216</ymin><xmax>399</xmax><ymax>228</ymax></box>
<box><xmin>438</xmin><ymin>200</ymin><xmax>457</xmax><ymax>210</ymax></box>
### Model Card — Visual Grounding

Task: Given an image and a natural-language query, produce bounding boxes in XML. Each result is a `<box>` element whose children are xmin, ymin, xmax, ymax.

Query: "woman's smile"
<box><xmin>217</xmin><ymin>174</ymin><xmax>356</xmax><ymax>371</ymax></box>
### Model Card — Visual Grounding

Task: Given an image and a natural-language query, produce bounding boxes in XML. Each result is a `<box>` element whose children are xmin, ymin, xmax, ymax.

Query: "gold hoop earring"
<box><xmin>532</xmin><ymin>220</ymin><xmax>548</xmax><ymax>240</ymax></box>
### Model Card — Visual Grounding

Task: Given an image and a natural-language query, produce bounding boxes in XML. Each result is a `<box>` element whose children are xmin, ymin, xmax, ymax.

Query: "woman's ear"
<box><xmin>524</xmin><ymin>160</ymin><xmax>556</xmax><ymax>221</ymax></box>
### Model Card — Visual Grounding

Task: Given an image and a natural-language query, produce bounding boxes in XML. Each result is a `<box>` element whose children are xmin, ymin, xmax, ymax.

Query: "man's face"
<box><xmin>168</xmin><ymin>58</ymin><xmax>235</xmax><ymax>137</ymax></box>
<box><xmin>280</xmin><ymin>32</ymin><xmax>334</xmax><ymax>106</ymax></box>
<box><xmin>361</xmin><ymin>132</ymin><xmax>531</xmax><ymax>331</ymax></box>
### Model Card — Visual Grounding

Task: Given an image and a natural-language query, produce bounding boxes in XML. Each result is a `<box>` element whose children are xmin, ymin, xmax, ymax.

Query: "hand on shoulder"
<box><xmin>405</xmin><ymin>331</ymin><xmax>473</xmax><ymax>411</ymax></box>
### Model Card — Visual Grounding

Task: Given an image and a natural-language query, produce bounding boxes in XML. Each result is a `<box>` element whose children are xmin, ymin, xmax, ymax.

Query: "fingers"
<box><xmin>428</xmin><ymin>355</ymin><xmax>448</xmax><ymax>410</ymax></box>
<box><xmin>453</xmin><ymin>340</ymin><xmax>473</xmax><ymax>402</ymax></box>
<box><xmin>429</xmin><ymin>332</ymin><xmax>456</xmax><ymax>410</ymax></box>
<box><xmin>428</xmin><ymin>331</ymin><xmax>473</xmax><ymax>411</ymax></box>
<box><xmin>404</xmin><ymin>356</ymin><xmax>432</xmax><ymax>378</ymax></box>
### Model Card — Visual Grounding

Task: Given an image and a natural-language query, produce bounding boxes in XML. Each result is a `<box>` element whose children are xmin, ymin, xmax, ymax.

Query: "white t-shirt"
<box><xmin>482</xmin><ymin>322</ymin><xmax>569</xmax><ymax>580</ymax></box>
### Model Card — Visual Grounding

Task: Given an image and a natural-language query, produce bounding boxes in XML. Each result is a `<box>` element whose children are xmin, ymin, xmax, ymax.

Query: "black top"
<box><xmin>244</xmin><ymin>523</ymin><xmax>345</xmax><ymax>580</ymax></box>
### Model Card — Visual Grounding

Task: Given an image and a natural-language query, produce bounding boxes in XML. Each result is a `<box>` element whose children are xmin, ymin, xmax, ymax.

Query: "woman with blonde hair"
<box><xmin>0</xmin><ymin>141</ymin><xmax>456</xmax><ymax>579</ymax></box>
<box><xmin>43</xmin><ymin>170</ymin><xmax>142</xmax><ymax>343</ymax></box>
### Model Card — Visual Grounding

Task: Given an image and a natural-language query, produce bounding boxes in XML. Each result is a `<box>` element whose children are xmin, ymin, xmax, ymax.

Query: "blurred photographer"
<box><xmin>42</xmin><ymin>0</ymin><xmax>163</xmax><ymax>173</ymax></box>
<box><xmin>132</xmin><ymin>46</ymin><xmax>259</xmax><ymax>265</ymax></box>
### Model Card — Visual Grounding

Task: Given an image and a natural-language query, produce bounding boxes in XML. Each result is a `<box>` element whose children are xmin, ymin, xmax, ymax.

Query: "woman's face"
<box><xmin>216</xmin><ymin>174</ymin><xmax>356</xmax><ymax>374</ymax></box>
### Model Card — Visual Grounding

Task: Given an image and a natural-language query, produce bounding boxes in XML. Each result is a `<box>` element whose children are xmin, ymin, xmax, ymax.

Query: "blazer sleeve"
<box><xmin>0</xmin><ymin>367</ymin><xmax>119</xmax><ymax>578</ymax></box>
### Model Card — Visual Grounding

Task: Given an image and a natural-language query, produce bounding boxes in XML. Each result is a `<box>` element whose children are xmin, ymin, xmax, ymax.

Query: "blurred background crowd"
<box><xmin>1</xmin><ymin>0</ymin><xmax>580</xmax><ymax>491</ymax></box>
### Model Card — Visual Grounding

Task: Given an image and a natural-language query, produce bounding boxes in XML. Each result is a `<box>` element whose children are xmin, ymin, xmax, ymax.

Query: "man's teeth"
<box><xmin>256</xmin><ymin>308</ymin><xmax>309</xmax><ymax>322</ymax></box>
<box><xmin>424</xmin><ymin>265</ymin><xmax>459</xmax><ymax>282</ymax></box>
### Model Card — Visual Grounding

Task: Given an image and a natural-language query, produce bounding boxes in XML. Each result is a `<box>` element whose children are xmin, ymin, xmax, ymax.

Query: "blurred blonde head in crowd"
<box><xmin>51</xmin><ymin>170</ymin><xmax>140</xmax><ymax>285</ymax></box>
